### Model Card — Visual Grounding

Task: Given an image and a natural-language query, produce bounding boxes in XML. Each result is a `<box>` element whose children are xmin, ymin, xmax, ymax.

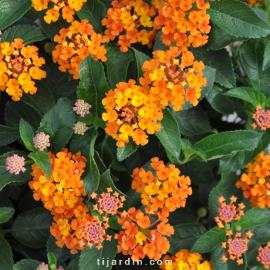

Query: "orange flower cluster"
<box><xmin>140</xmin><ymin>47</ymin><xmax>207</xmax><ymax>110</ymax></box>
<box><xmin>29</xmin><ymin>148</ymin><xmax>113</xmax><ymax>253</ymax></box>
<box><xmin>0</xmin><ymin>38</ymin><xmax>46</xmax><ymax>101</ymax></box>
<box><xmin>132</xmin><ymin>157</ymin><xmax>192</xmax><ymax>221</ymax></box>
<box><xmin>236</xmin><ymin>152</ymin><xmax>270</xmax><ymax>209</ymax></box>
<box><xmin>160</xmin><ymin>249</ymin><xmax>213</xmax><ymax>270</ymax></box>
<box><xmin>102</xmin><ymin>79</ymin><xmax>163</xmax><ymax>147</ymax></box>
<box><xmin>52</xmin><ymin>20</ymin><xmax>108</xmax><ymax>79</ymax></box>
<box><xmin>31</xmin><ymin>0</ymin><xmax>87</xmax><ymax>24</ymax></box>
<box><xmin>154</xmin><ymin>0</ymin><xmax>211</xmax><ymax>49</ymax></box>
<box><xmin>115</xmin><ymin>207</ymin><xmax>173</xmax><ymax>261</ymax></box>
<box><xmin>102</xmin><ymin>0</ymin><xmax>157</xmax><ymax>52</ymax></box>
<box><xmin>221</xmin><ymin>230</ymin><xmax>253</xmax><ymax>265</ymax></box>
<box><xmin>247</xmin><ymin>0</ymin><xmax>265</xmax><ymax>6</ymax></box>
<box><xmin>215</xmin><ymin>196</ymin><xmax>245</xmax><ymax>229</ymax></box>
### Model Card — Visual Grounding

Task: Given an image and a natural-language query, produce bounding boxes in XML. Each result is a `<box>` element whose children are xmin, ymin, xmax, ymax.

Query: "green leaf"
<box><xmin>97</xmin><ymin>170</ymin><xmax>130</xmax><ymax>210</ymax></box>
<box><xmin>251</xmin><ymin>219</ymin><xmax>270</xmax><ymax>244</ymax></box>
<box><xmin>225</xmin><ymin>87</ymin><xmax>266</xmax><ymax>106</ymax></box>
<box><xmin>208</xmin><ymin>0</ymin><xmax>270</xmax><ymax>38</ymax></box>
<box><xmin>76</xmin><ymin>0</ymin><xmax>106</xmax><ymax>33</ymax></box>
<box><xmin>79</xmin><ymin>230</ymin><xmax>117</xmax><ymax>270</ymax></box>
<box><xmin>181</xmin><ymin>139</ymin><xmax>207</xmax><ymax>162</ymax></box>
<box><xmin>67</xmin><ymin>258</ymin><xmax>79</xmax><ymax>270</ymax></box>
<box><xmin>13</xmin><ymin>259</ymin><xmax>41</xmax><ymax>270</ymax></box>
<box><xmin>0</xmin><ymin>0</ymin><xmax>32</xmax><ymax>30</ymax></box>
<box><xmin>47</xmin><ymin>252</ymin><xmax>57</xmax><ymax>267</ymax></box>
<box><xmin>0</xmin><ymin>125</ymin><xmax>20</xmax><ymax>146</ymax></box>
<box><xmin>211</xmin><ymin>245</ymin><xmax>246</xmax><ymax>270</ymax></box>
<box><xmin>153</xmin><ymin>30</ymin><xmax>169</xmax><ymax>51</ymax></box>
<box><xmin>83</xmin><ymin>129</ymin><xmax>100</xmax><ymax>197</ymax></box>
<box><xmin>117</xmin><ymin>140</ymin><xmax>138</xmax><ymax>162</ymax></box>
<box><xmin>237</xmin><ymin>207</ymin><xmax>270</xmax><ymax>229</ymax></box>
<box><xmin>4</xmin><ymin>101</ymin><xmax>41</xmax><ymax>130</ymax></box>
<box><xmin>131</xmin><ymin>48</ymin><xmax>150</xmax><ymax>83</ymax></box>
<box><xmin>191</xmin><ymin>46</ymin><xmax>235</xmax><ymax>88</ymax></box>
<box><xmin>10</xmin><ymin>208</ymin><xmax>53</xmax><ymax>248</ymax></box>
<box><xmin>168</xmin><ymin>223</ymin><xmax>206</xmax><ymax>254</ymax></box>
<box><xmin>263</xmin><ymin>41</ymin><xmax>270</xmax><ymax>70</ymax></box>
<box><xmin>1</xmin><ymin>24</ymin><xmax>47</xmax><ymax>44</ymax></box>
<box><xmin>47</xmin><ymin>235</ymin><xmax>71</xmax><ymax>265</ymax></box>
<box><xmin>40</xmin><ymin>13</ymin><xmax>69</xmax><ymax>43</ymax></box>
<box><xmin>191</xmin><ymin>226</ymin><xmax>226</xmax><ymax>253</ymax></box>
<box><xmin>155</xmin><ymin>108</ymin><xmax>181</xmax><ymax>163</ymax></box>
<box><xmin>193</xmin><ymin>130</ymin><xmax>262</xmax><ymax>161</ymax></box>
<box><xmin>219</xmin><ymin>129</ymin><xmax>270</xmax><ymax>173</ymax></box>
<box><xmin>19</xmin><ymin>119</ymin><xmax>35</xmax><ymax>151</ymax></box>
<box><xmin>0</xmin><ymin>151</ymin><xmax>32</xmax><ymax>191</ymax></box>
<box><xmin>246</xmin><ymin>239</ymin><xmax>260</xmax><ymax>267</ymax></box>
<box><xmin>28</xmin><ymin>151</ymin><xmax>51</xmax><ymax>180</ymax></box>
<box><xmin>207</xmin><ymin>23</ymin><xmax>246</xmax><ymax>50</ymax></box>
<box><xmin>240</xmin><ymin>38</ymin><xmax>270</xmax><ymax>98</ymax></box>
<box><xmin>0</xmin><ymin>235</ymin><xmax>13</xmax><ymax>270</ymax></box>
<box><xmin>78</xmin><ymin>55</ymin><xmax>110</xmax><ymax>116</ymax></box>
<box><xmin>0</xmin><ymin>207</ymin><xmax>14</xmax><ymax>224</ymax></box>
<box><xmin>208</xmin><ymin>173</ymin><xmax>243</xmax><ymax>220</ymax></box>
<box><xmin>172</xmin><ymin>107</ymin><xmax>212</xmax><ymax>137</ymax></box>
<box><xmin>104</xmin><ymin>44</ymin><xmax>134</xmax><ymax>88</ymax></box>
<box><xmin>21</xmin><ymin>81</ymin><xmax>55</xmax><ymax>116</ymax></box>
<box><xmin>39</xmin><ymin>98</ymin><xmax>76</xmax><ymax>153</ymax></box>
<box><xmin>266</xmin><ymin>0</ymin><xmax>270</xmax><ymax>23</ymax></box>
<box><xmin>205</xmin><ymin>85</ymin><xmax>235</xmax><ymax>115</ymax></box>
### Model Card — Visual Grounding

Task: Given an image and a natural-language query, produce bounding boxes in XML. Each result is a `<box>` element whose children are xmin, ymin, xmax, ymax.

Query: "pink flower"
<box><xmin>73</xmin><ymin>99</ymin><xmax>91</xmax><ymax>117</ymax></box>
<box><xmin>257</xmin><ymin>243</ymin><xmax>270</xmax><ymax>269</ymax></box>
<box><xmin>36</xmin><ymin>262</ymin><xmax>49</xmax><ymax>270</ymax></box>
<box><xmin>73</xmin><ymin>121</ymin><xmax>87</xmax><ymax>135</ymax></box>
<box><xmin>6</xmin><ymin>154</ymin><xmax>26</xmax><ymax>175</ymax></box>
<box><xmin>252</xmin><ymin>105</ymin><xmax>270</xmax><ymax>130</ymax></box>
<box><xmin>33</xmin><ymin>132</ymin><xmax>50</xmax><ymax>151</ymax></box>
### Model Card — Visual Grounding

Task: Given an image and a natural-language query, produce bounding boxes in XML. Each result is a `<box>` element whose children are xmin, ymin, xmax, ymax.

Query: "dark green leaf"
<box><xmin>168</xmin><ymin>223</ymin><xmax>206</xmax><ymax>254</ymax></box>
<box><xmin>67</xmin><ymin>258</ymin><xmax>79</xmax><ymax>270</ymax></box>
<box><xmin>131</xmin><ymin>48</ymin><xmax>150</xmax><ymax>83</ymax></box>
<box><xmin>172</xmin><ymin>107</ymin><xmax>212</xmax><ymax>137</ymax></box>
<box><xmin>263</xmin><ymin>41</ymin><xmax>270</xmax><ymax>70</ymax></box>
<box><xmin>191</xmin><ymin>46</ymin><xmax>235</xmax><ymax>88</ymax></box>
<box><xmin>191</xmin><ymin>226</ymin><xmax>226</xmax><ymax>253</ymax></box>
<box><xmin>47</xmin><ymin>235</ymin><xmax>71</xmax><ymax>264</ymax></box>
<box><xmin>21</xmin><ymin>81</ymin><xmax>55</xmax><ymax>116</ymax></box>
<box><xmin>193</xmin><ymin>130</ymin><xmax>262</xmax><ymax>161</ymax></box>
<box><xmin>155</xmin><ymin>108</ymin><xmax>181</xmax><ymax>163</ymax></box>
<box><xmin>4</xmin><ymin>101</ymin><xmax>41</xmax><ymax>130</ymax></box>
<box><xmin>78</xmin><ymin>55</ymin><xmax>110</xmax><ymax>116</ymax></box>
<box><xmin>246</xmin><ymin>239</ymin><xmax>260</xmax><ymax>267</ymax></box>
<box><xmin>0</xmin><ymin>207</ymin><xmax>15</xmax><ymax>224</ymax></box>
<box><xmin>240</xmin><ymin>38</ymin><xmax>270</xmax><ymax>98</ymax></box>
<box><xmin>0</xmin><ymin>151</ymin><xmax>32</xmax><ymax>191</ymax></box>
<box><xmin>0</xmin><ymin>125</ymin><xmax>20</xmax><ymax>146</ymax></box>
<box><xmin>237</xmin><ymin>207</ymin><xmax>270</xmax><ymax>229</ymax></box>
<box><xmin>1</xmin><ymin>24</ymin><xmax>47</xmax><ymax>44</ymax></box>
<box><xmin>252</xmin><ymin>219</ymin><xmax>270</xmax><ymax>244</ymax></box>
<box><xmin>39</xmin><ymin>98</ymin><xmax>76</xmax><ymax>153</ymax></box>
<box><xmin>19</xmin><ymin>119</ymin><xmax>35</xmax><ymax>151</ymax></box>
<box><xmin>225</xmin><ymin>87</ymin><xmax>266</xmax><ymax>106</ymax></box>
<box><xmin>104</xmin><ymin>44</ymin><xmax>134</xmax><ymax>88</ymax></box>
<box><xmin>181</xmin><ymin>138</ymin><xmax>207</xmax><ymax>162</ymax></box>
<box><xmin>207</xmin><ymin>23</ymin><xmax>246</xmax><ymax>50</ymax></box>
<box><xmin>208</xmin><ymin>0</ymin><xmax>270</xmax><ymax>38</ymax></box>
<box><xmin>206</xmin><ymin>85</ymin><xmax>235</xmax><ymax>115</ymax></box>
<box><xmin>76</xmin><ymin>0</ymin><xmax>106</xmax><ymax>33</ymax></box>
<box><xmin>153</xmin><ymin>30</ymin><xmax>169</xmax><ymax>51</ymax></box>
<box><xmin>13</xmin><ymin>259</ymin><xmax>41</xmax><ymax>270</ymax></box>
<box><xmin>28</xmin><ymin>151</ymin><xmax>51</xmax><ymax>180</ymax></box>
<box><xmin>83</xmin><ymin>129</ymin><xmax>100</xmax><ymax>197</ymax></box>
<box><xmin>10</xmin><ymin>208</ymin><xmax>53</xmax><ymax>248</ymax></box>
<box><xmin>79</xmin><ymin>230</ymin><xmax>117</xmax><ymax>270</ymax></box>
<box><xmin>0</xmin><ymin>0</ymin><xmax>32</xmax><ymax>30</ymax></box>
<box><xmin>208</xmin><ymin>173</ymin><xmax>243</xmax><ymax>220</ymax></box>
<box><xmin>117</xmin><ymin>140</ymin><xmax>138</xmax><ymax>162</ymax></box>
<box><xmin>0</xmin><ymin>235</ymin><xmax>13</xmax><ymax>270</ymax></box>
